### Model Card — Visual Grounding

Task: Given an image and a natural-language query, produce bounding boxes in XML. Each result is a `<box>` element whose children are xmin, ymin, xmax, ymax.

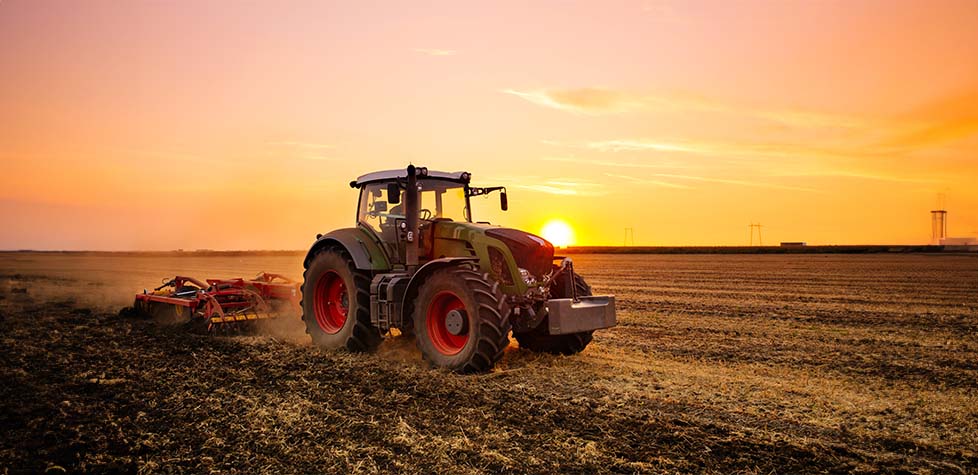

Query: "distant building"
<box><xmin>780</xmin><ymin>242</ymin><xmax>807</xmax><ymax>248</ymax></box>
<box><xmin>940</xmin><ymin>237</ymin><xmax>977</xmax><ymax>246</ymax></box>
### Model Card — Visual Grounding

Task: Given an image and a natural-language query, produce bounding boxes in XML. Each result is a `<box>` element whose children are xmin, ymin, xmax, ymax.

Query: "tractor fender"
<box><xmin>400</xmin><ymin>257</ymin><xmax>479</xmax><ymax>315</ymax></box>
<box><xmin>304</xmin><ymin>228</ymin><xmax>391</xmax><ymax>271</ymax></box>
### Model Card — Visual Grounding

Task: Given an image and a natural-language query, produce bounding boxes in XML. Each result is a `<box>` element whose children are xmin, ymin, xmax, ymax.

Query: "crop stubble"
<box><xmin>0</xmin><ymin>252</ymin><xmax>976</xmax><ymax>473</ymax></box>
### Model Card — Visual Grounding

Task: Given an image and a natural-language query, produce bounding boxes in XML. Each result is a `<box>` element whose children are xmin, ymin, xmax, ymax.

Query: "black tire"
<box><xmin>302</xmin><ymin>247</ymin><xmax>381</xmax><ymax>352</ymax></box>
<box><xmin>514</xmin><ymin>270</ymin><xmax>594</xmax><ymax>355</ymax></box>
<box><xmin>413</xmin><ymin>264</ymin><xmax>510</xmax><ymax>373</ymax></box>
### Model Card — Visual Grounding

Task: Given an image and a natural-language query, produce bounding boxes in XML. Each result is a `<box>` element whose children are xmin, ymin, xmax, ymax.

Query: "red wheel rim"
<box><xmin>426</xmin><ymin>291</ymin><xmax>469</xmax><ymax>355</ymax></box>
<box><xmin>314</xmin><ymin>271</ymin><xmax>348</xmax><ymax>334</ymax></box>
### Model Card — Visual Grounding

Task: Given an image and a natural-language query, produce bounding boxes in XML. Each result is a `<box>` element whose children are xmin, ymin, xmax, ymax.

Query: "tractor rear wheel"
<box><xmin>514</xmin><ymin>270</ymin><xmax>594</xmax><ymax>355</ymax></box>
<box><xmin>302</xmin><ymin>248</ymin><xmax>381</xmax><ymax>352</ymax></box>
<box><xmin>413</xmin><ymin>264</ymin><xmax>510</xmax><ymax>373</ymax></box>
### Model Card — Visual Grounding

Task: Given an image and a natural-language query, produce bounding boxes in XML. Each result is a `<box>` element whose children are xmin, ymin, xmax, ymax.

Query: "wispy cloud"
<box><xmin>770</xmin><ymin>169</ymin><xmax>938</xmax><ymax>184</ymax></box>
<box><xmin>607</xmin><ymin>169</ymin><xmax>822</xmax><ymax>193</ymax></box>
<box><xmin>513</xmin><ymin>180</ymin><xmax>607</xmax><ymax>196</ymax></box>
<box><xmin>582</xmin><ymin>138</ymin><xmax>856</xmax><ymax>162</ymax></box>
<box><xmin>526</xmin><ymin>88</ymin><xmax>978</xmax><ymax>194</ymax></box>
<box><xmin>877</xmin><ymin>90</ymin><xmax>978</xmax><ymax>153</ymax></box>
<box><xmin>501</xmin><ymin>88</ymin><xmax>643</xmax><ymax>115</ymax></box>
<box><xmin>524</xmin><ymin>87</ymin><xmax>978</xmax><ymax>157</ymax></box>
<box><xmin>604</xmin><ymin>173</ymin><xmax>691</xmax><ymax>189</ymax></box>
<box><xmin>486</xmin><ymin>175</ymin><xmax>607</xmax><ymax>196</ymax></box>
<box><xmin>542</xmin><ymin>156</ymin><xmax>692</xmax><ymax>170</ymax></box>
<box><xmin>586</xmin><ymin>139</ymin><xmax>697</xmax><ymax>153</ymax></box>
<box><xmin>536</xmin><ymin>161</ymin><xmax>815</xmax><ymax>193</ymax></box>
<box><xmin>514</xmin><ymin>184</ymin><xmax>581</xmax><ymax>195</ymax></box>
<box><xmin>650</xmin><ymin>173</ymin><xmax>822</xmax><ymax>193</ymax></box>
<box><xmin>549</xmin><ymin>147</ymin><xmax>935</xmax><ymax>187</ymax></box>
<box><xmin>504</xmin><ymin>87</ymin><xmax>871</xmax><ymax>128</ymax></box>
<box><xmin>413</xmin><ymin>48</ymin><xmax>457</xmax><ymax>56</ymax></box>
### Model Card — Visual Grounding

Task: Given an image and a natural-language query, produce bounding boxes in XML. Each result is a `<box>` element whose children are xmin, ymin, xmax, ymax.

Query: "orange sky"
<box><xmin>2</xmin><ymin>0</ymin><xmax>977</xmax><ymax>250</ymax></box>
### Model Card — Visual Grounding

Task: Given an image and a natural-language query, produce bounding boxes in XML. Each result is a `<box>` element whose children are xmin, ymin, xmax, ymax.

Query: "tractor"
<box><xmin>301</xmin><ymin>165</ymin><xmax>616</xmax><ymax>372</ymax></box>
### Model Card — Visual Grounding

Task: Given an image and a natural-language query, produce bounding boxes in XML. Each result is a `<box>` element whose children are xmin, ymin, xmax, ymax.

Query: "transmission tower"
<box><xmin>623</xmin><ymin>227</ymin><xmax>635</xmax><ymax>246</ymax></box>
<box><xmin>748</xmin><ymin>223</ymin><xmax>763</xmax><ymax>246</ymax></box>
<box><xmin>931</xmin><ymin>193</ymin><xmax>948</xmax><ymax>244</ymax></box>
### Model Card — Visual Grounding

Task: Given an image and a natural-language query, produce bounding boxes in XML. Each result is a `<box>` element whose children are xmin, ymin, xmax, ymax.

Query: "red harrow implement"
<box><xmin>131</xmin><ymin>273</ymin><xmax>300</xmax><ymax>331</ymax></box>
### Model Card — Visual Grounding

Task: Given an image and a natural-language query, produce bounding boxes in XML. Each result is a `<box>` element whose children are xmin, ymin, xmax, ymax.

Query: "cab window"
<box><xmin>358</xmin><ymin>184</ymin><xmax>404</xmax><ymax>240</ymax></box>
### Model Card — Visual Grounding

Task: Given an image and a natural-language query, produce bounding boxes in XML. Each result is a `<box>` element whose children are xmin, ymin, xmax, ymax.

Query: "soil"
<box><xmin>1</xmin><ymin>252</ymin><xmax>976</xmax><ymax>474</ymax></box>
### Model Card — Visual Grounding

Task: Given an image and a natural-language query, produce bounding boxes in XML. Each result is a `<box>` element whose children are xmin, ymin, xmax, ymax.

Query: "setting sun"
<box><xmin>540</xmin><ymin>219</ymin><xmax>574</xmax><ymax>248</ymax></box>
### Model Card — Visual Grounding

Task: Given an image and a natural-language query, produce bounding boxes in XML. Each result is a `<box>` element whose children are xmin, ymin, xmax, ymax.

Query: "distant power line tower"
<box><xmin>931</xmin><ymin>192</ymin><xmax>947</xmax><ymax>244</ymax></box>
<box><xmin>623</xmin><ymin>227</ymin><xmax>635</xmax><ymax>246</ymax></box>
<box><xmin>748</xmin><ymin>223</ymin><xmax>763</xmax><ymax>246</ymax></box>
<box><xmin>931</xmin><ymin>210</ymin><xmax>947</xmax><ymax>244</ymax></box>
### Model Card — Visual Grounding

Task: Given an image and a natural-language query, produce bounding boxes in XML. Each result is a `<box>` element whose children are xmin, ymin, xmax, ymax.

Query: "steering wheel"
<box><xmin>419</xmin><ymin>209</ymin><xmax>433</xmax><ymax>220</ymax></box>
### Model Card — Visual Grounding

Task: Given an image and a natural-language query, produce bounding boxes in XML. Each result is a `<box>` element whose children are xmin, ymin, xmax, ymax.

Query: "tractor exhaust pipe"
<box><xmin>405</xmin><ymin>164</ymin><xmax>420</xmax><ymax>272</ymax></box>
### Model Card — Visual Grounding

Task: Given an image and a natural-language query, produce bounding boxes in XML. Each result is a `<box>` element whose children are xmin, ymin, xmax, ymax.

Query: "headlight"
<box><xmin>518</xmin><ymin>267</ymin><xmax>536</xmax><ymax>286</ymax></box>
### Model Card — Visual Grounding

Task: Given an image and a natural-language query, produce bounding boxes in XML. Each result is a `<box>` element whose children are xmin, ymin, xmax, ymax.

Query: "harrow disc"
<box><xmin>202</xmin><ymin>288</ymin><xmax>274</xmax><ymax>332</ymax></box>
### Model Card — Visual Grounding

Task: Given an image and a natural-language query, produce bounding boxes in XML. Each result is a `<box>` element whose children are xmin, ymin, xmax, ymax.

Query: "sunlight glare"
<box><xmin>541</xmin><ymin>219</ymin><xmax>574</xmax><ymax>248</ymax></box>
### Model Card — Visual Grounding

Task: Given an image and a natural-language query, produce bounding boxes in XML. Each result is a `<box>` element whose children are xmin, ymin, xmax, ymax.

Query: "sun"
<box><xmin>540</xmin><ymin>219</ymin><xmax>574</xmax><ymax>248</ymax></box>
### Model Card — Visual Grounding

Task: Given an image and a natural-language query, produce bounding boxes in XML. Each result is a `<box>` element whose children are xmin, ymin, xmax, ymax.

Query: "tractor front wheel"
<box><xmin>302</xmin><ymin>248</ymin><xmax>381</xmax><ymax>352</ymax></box>
<box><xmin>413</xmin><ymin>264</ymin><xmax>510</xmax><ymax>373</ymax></box>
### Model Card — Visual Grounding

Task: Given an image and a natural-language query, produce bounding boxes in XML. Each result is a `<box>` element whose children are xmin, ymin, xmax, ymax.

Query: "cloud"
<box><xmin>582</xmin><ymin>138</ymin><xmax>855</xmax><ymax>161</ymax></box>
<box><xmin>877</xmin><ymin>90</ymin><xmax>978</xmax><ymax>153</ymax></box>
<box><xmin>586</xmin><ymin>139</ymin><xmax>697</xmax><ymax>153</ymax></box>
<box><xmin>514</xmin><ymin>184</ymin><xmax>581</xmax><ymax>195</ymax></box>
<box><xmin>513</xmin><ymin>179</ymin><xmax>607</xmax><ymax>196</ymax></box>
<box><xmin>604</xmin><ymin>173</ymin><xmax>692</xmax><ymax>189</ymax></box>
<box><xmin>538</xmin><ymin>160</ymin><xmax>815</xmax><ymax>192</ymax></box>
<box><xmin>525</xmin><ymin>87</ymin><xmax>978</xmax><ymax>194</ymax></box>
<box><xmin>413</xmin><ymin>48</ymin><xmax>457</xmax><ymax>56</ymax></box>
<box><xmin>510</xmin><ymin>85</ymin><xmax>978</xmax><ymax>168</ymax></box>
<box><xmin>770</xmin><ymin>169</ymin><xmax>937</xmax><ymax>184</ymax></box>
<box><xmin>542</xmin><ymin>156</ymin><xmax>693</xmax><ymax>170</ymax></box>
<box><xmin>486</xmin><ymin>175</ymin><xmax>607</xmax><ymax>196</ymax></box>
<box><xmin>649</xmin><ymin>173</ymin><xmax>821</xmax><ymax>193</ymax></box>
<box><xmin>504</xmin><ymin>87</ymin><xmax>873</xmax><ymax>128</ymax></box>
<box><xmin>501</xmin><ymin>88</ymin><xmax>643</xmax><ymax>114</ymax></box>
<box><xmin>526</xmin><ymin>86</ymin><xmax>978</xmax><ymax>157</ymax></box>
<box><xmin>548</xmin><ymin>144</ymin><xmax>939</xmax><ymax>187</ymax></box>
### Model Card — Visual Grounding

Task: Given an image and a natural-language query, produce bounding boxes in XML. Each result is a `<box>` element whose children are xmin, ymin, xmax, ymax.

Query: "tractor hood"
<box><xmin>484</xmin><ymin>227</ymin><xmax>555</xmax><ymax>278</ymax></box>
<box><xmin>429</xmin><ymin>221</ymin><xmax>555</xmax><ymax>278</ymax></box>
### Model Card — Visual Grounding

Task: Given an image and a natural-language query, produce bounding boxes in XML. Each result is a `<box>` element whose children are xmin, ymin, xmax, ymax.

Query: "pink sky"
<box><xmin>2</xmin><ymin>0</ymin><xmax>977</xmax><ymax>249</ymax></box>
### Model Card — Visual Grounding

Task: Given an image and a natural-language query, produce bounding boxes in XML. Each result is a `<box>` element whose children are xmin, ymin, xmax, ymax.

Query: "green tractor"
<box><xmin>301</xmin><ymin>165</ymin><xmax>616</xmax><ymax>373</ymax></box>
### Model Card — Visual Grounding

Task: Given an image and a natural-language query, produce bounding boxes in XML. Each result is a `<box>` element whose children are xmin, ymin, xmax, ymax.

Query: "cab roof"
<box><xmin>350</xmin><ymin>168</ymin><xmax>471</xmax><ymax>188</ymax></box>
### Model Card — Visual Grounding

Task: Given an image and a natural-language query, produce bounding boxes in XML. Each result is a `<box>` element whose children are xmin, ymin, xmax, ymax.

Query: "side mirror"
<box><xmin>387</xmin><ymin>183</ymin><xmax>401</xmax><ymax>204</ymax></box>
<box><xmin>500</xmin><ymin>191</ymin><xmax>508</xmax><ymax>211</ymax></box>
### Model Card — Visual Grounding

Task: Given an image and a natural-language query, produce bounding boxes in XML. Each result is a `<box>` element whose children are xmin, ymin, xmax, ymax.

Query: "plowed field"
<box><xmin>1</xmin><ymin>252</ymin><xmax>976</xmax><ymax>473</ymax></box>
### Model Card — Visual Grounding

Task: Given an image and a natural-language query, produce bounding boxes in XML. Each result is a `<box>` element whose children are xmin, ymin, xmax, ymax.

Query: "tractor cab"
<box><xmin>351</xmin><ymin>168</ymin><xmax>506</xmax><ymax>268</ymax></box>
